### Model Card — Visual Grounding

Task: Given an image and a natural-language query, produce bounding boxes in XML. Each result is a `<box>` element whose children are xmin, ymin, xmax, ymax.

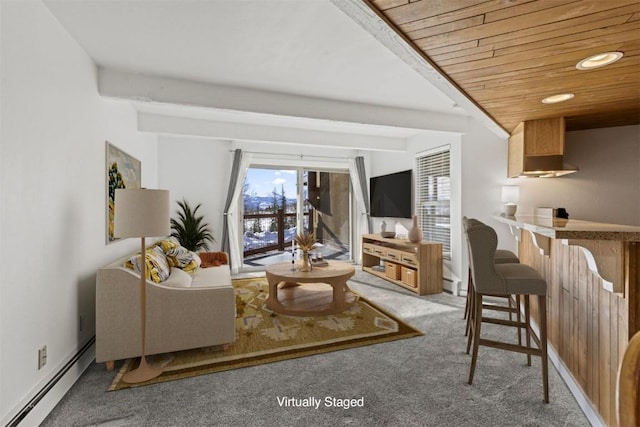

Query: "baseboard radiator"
<box><xmin>6</xmin><ymin>336</ymin><xmax>95</xmax><ymax>427</ymax></box>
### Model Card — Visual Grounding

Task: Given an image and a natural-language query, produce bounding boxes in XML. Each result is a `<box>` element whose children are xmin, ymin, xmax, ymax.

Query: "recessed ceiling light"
<box><xmin>576</xmin><ymin>51</ymin><xmax>623</xmax><ymax>70</ymax></box>
<box><xmin>542</xmin><ymin>93</ymin><xmax>574</xmax><ymax>104</ymax></box>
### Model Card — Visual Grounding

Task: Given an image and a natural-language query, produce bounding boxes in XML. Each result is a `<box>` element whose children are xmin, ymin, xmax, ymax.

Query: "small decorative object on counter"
<box><xmin>408</xmin><ymin>215</ymin><xmax>423</xmax><ymax>243</ymax></box>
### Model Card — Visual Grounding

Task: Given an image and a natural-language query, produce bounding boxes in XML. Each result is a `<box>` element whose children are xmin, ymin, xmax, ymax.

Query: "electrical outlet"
<box><xmin>38</xmin><ymin>345</ymin><xmax>47</xmax><ymax>370</ymax></box>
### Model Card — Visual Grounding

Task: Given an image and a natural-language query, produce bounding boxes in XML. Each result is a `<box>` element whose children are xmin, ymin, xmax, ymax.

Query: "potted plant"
<box><xmin>170</xmin><ymin>199</ymin><xmax>214</xmax><ymax>251</ymax></box>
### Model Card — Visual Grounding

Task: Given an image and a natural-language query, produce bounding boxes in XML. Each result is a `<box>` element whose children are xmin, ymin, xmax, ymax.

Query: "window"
<box><xmin>416</xmin><ymin>146</ymin><xmax>451</xmax><ymax>260</ymax></box>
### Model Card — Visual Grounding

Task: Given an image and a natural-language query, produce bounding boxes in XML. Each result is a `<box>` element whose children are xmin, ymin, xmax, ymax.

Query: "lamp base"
<box><xmin>122</xmin><ymin>355</ymin><xmax>163</xmax><ymax>383</ymax></box>
<box><xmin>503</xmin><ymin>204</ymin><xmax>518</xmax><ymax>216</ymax></box>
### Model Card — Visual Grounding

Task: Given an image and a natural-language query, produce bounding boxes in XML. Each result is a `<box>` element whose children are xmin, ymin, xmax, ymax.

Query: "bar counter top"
<box><xmin>494</xmin><ymin>214</ymin><xmax>640</xmax><ymax>241</ymax></box>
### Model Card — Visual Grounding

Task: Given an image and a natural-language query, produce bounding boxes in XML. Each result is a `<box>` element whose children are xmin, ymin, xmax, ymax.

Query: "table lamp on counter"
<box><xmin>501</xmin><ymin>185</ymin><xmax>520</xmax><ymax>216</ymax></box>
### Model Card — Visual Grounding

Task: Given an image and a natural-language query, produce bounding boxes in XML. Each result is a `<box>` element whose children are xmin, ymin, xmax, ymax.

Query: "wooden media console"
<box><xmin>361</xmin><ymin>234</ymin><xmax>443</xmax><ymax>296</ymax></box>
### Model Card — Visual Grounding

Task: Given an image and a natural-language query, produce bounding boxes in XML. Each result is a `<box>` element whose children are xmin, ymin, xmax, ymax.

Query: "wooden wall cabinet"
<box><xmin>508</xmin><ymin>117</ymin><xmax>566</xmax><ymax>178</ymax></box>
<box><xmin>361</xmin><ymin>234</ymin><xmax>442</xmax><ymax>295</ymax></box>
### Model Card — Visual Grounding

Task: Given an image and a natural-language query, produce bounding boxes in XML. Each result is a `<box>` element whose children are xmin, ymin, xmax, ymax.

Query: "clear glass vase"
<box><xmin>299</xmin><ymin>250</ymin><xmax>311</xmax><ymax>272</ymax></box>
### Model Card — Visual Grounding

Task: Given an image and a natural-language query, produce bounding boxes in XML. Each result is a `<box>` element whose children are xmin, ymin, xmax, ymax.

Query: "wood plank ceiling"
<box><xmin>366</xmin><ymin>0</ymin><xmax>640</xmax><ymax>133</ymax></box>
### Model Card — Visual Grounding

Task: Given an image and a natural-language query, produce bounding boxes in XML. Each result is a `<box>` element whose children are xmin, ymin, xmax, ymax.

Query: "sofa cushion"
<box><xmin>163</xmin><ymin>267</ymin><xmax>193</xmax><ymax>288</ymax></box>
<box><xmin>191</xmin><ymin>264</ymin><xmax>232</xmax><ymax>289</ymax></box>
<box><xmin>125</xmin><ymin>245</ymin><xmax>171</xmax><ymax>283</ymax></box>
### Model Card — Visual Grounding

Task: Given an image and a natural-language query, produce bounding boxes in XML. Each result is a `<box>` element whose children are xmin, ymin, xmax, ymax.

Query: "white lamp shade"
<box><xmin>501</xmin><ymin>185</ymin><xmax>520</xmax><ymax>204</ymax></box>
<box><xmin>114</xmin><ymin>189</ymin><xmax>170</xmax><ymax>238</ymax></box>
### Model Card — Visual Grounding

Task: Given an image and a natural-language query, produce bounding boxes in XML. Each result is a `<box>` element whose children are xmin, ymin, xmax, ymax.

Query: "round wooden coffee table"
<box><xmin>265</xmin><ymin>261</ymin><xmax>356</xmax><ymax>316</ymax></box>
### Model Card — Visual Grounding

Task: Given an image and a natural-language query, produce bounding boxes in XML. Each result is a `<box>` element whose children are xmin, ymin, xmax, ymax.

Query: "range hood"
<box><xmin>519</xmin><ymin>155</ymin><xmax>579</xmax><ymax>178</ymax></box>
<box><xmin>508</xmin><ymin>117</ymin><xmax>579</xmax><ymax>178</ymax></box>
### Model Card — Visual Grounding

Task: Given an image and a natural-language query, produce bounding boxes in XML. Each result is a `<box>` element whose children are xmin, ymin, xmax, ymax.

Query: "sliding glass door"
<box><xmin>241</xmin><ymin>166</ymin><xmax>352</xmax><ymax>269</ymax></box>
<box><xmin>305</xmin><ymin>169</ymin><xmax>351</xmax><ymax>262</ymax></box>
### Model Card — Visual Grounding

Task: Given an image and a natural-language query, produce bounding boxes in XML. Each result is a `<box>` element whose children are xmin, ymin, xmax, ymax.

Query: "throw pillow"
<box><xmin>155</xmin><ymin>238</ymin><xmax>178</xmax><ymax>253</ymax></box>
<box><xmin>125</xmin><ymin>245</ymin><xmax>171</xmax><ymax>283</ymax></box>
<box><xmin>199</xmin><ymin>251</ymin><xmax>229</xmax><ymax>268</ymax></box>
<box><xmin>164</xmin><ymin>245</ymin><xmax>198</xmax><ymax>274</ymax></box>
<box><xmin>190</xmin><ymin>251</ymin><xmax>202</xmax><ymax>268</ymax></box>
<box><xmin>162</xmin><ymin>267</ymin><xmax>193</xmax><ymax>288</ymax></box>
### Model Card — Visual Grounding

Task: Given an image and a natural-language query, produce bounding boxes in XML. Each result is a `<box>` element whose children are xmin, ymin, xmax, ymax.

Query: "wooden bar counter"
<box><xmin>495</xmin><ymin>215</ymin><xmax>640</xmax><ymax>426</ymax></box>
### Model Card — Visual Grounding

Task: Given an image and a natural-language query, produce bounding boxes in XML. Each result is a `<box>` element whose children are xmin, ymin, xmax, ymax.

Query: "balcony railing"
<box><xmin>243</xmin><ymin>209</ymin><xmax>312</xmax><ymax>257</ymax></box>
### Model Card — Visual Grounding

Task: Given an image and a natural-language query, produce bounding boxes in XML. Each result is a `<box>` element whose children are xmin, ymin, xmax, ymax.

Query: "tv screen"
<box><xmin>370</xmin><ymin>170</ymin><xmax>412</xmax><ymax>218</ymax></box>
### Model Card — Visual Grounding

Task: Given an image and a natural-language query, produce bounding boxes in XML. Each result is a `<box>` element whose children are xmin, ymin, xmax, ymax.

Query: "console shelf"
<box><xmin>361</xmin><ymin>234</ymin><xmax>443</xmax><ymax>295</ymax></box>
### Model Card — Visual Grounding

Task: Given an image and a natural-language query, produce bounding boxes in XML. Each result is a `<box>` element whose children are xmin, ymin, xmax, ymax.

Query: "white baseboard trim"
<box><xmin>442</xmin><ymin>263</ymin><xmax>461</xmax><ymax>296</ymax></box>
<box><xmin>442</xmin><ymin>279</ymin><xmax>459</xmax><ymax>295</ymax></box>
<box><xmin>3</xmin><ymin>338</ymin><xmax>95</xmax><ymax>427</ymax></box>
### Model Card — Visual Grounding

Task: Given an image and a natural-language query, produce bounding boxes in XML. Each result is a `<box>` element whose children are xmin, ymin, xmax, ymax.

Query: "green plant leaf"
<box><xmin>170</xmin><ymin>199</ymin><xmax>215</xmax><ymax>252</ymax></box>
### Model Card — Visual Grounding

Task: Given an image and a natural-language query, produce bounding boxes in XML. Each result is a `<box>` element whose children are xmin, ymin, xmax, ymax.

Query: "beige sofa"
<box><xmin>96</xmin><ymin>251</ymin><xmax>236</xmax><ymax>369</ymax></box>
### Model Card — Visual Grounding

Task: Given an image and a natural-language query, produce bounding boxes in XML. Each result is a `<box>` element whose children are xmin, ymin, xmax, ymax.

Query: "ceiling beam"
<box><xmin>137</xmin><ymin>113</ymin><xmax>411</xmax><ymax>152</ymax></box>
<box><xmin>99</xmin><ymin>68</ymin><xmax>469</xmax><ymax>135</ymax></box>
<box><xmin>331</xmin><ymin>0</ymin><xmax>509</xmax><ymax>139</ymax></box>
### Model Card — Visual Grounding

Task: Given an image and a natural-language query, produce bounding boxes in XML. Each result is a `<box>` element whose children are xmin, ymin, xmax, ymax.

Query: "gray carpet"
<box><xmin>42</xmin><ymin>270</ymin><xmax>588</xmax><ymax>427</ymax></box>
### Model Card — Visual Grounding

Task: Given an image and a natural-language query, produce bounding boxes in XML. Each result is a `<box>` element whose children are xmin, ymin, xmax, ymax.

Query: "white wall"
<box><xmin>157</xmin><ymin>136</ymin><xmax>232</xmax><ymax>251</ymax></box>
<box><xmin>460</xmin><ymin>120</ymin><xmax>516</xmax><ymax>244</ymax></box>
<box><xmin>516</xmin><ymin>125</ymin><xmax>640</xmax><ymax>226</ymax></box>
<box><xmin>459</xmin><ymin>120</ymin><xmax>516</xmax><ymax>292</ymax></box>
<box><xmin>0</xmin><ymin>2</ymin><xmax>158</xmax><ymax>424</ymax></box>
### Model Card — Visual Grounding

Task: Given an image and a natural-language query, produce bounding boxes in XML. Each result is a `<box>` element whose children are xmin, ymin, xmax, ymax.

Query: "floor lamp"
<box><xmin>114</xmin><ymin>188</ymin><xmax>170</xmax><ymax>383</ymax></box>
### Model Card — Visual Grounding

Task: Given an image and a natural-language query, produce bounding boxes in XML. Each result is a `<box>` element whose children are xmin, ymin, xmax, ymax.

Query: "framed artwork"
<box><xmin>106</xmin><ymin>141</ymin><xmax>141</xmax><ymax>243</ymax></box>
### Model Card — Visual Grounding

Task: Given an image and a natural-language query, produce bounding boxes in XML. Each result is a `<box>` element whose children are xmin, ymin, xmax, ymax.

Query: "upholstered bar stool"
<box><xmin>462</xmin><ymin>218</ymin><xmax>521</xmax><ymax>350</ymax></box>
<box><xmin>466</xmin><ymin>222</ymin><xmax>549</xmax><ymax>403</ymax></box>
<box><xmin>463</xmin><ymin>218</ymin><xmax>519</xmax><ymax>320</ymax></box>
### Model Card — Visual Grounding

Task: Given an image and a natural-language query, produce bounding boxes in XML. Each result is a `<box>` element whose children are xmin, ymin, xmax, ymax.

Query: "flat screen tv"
<box><xmin>370</xmin><ymin>170</ymin><xmax>412</xmax><ymax>218</ymax></box>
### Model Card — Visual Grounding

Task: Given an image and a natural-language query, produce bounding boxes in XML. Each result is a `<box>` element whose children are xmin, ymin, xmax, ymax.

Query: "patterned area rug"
<box><xmin>109</xmin><ymin>277</ymin><xmax>422</xmax><ymax>390</ymax></box>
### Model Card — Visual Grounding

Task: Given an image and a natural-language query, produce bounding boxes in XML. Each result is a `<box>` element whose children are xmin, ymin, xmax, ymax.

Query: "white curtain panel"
<box><xmin>226</xmin><ymin>152</ymin><xmax>252</xmax><ymax>273</ymax></box>
<box><xmin>348</xmin><ymin>157</ymin><xmax>370</xmax><ymax>264</ymax></box>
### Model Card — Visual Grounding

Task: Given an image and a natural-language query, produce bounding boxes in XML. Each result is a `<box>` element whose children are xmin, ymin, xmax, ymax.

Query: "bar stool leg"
<box><xmin>516</xmin><ymin>296</ymin><xmax>522</xmax><ymax>348</ymax></box>
<box><xmin>468</xmin><ymin>293</ymin><xmax>483</xmax><ymax>385</ymax></box>
<box><xmin>463</xmin><ymin>270</ymin><xmax>470</xmax><ymax>321</ymax></box>
<box><xmin>539</xmin><ymin>294</ymin><xmax>549</xmax><ymax>403</ymax></box>
<box><xmin>465</xmin><ymin>271</ymin><xmax>474</xmax><ymax>338</ymax></box>
<box><xmin>466</xmin><ymin>282</ymin><xmax>475</xmax><ymax>354</ymax></box>
<box><xmin>465</xmin><ymin>275</ymin><xmax>474</xmax><ymax>340</ymax></box>
<box><xmin>524</xmin><ymin>295</ymin><xmax>532</xmax><ymax>366</ymax></box>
